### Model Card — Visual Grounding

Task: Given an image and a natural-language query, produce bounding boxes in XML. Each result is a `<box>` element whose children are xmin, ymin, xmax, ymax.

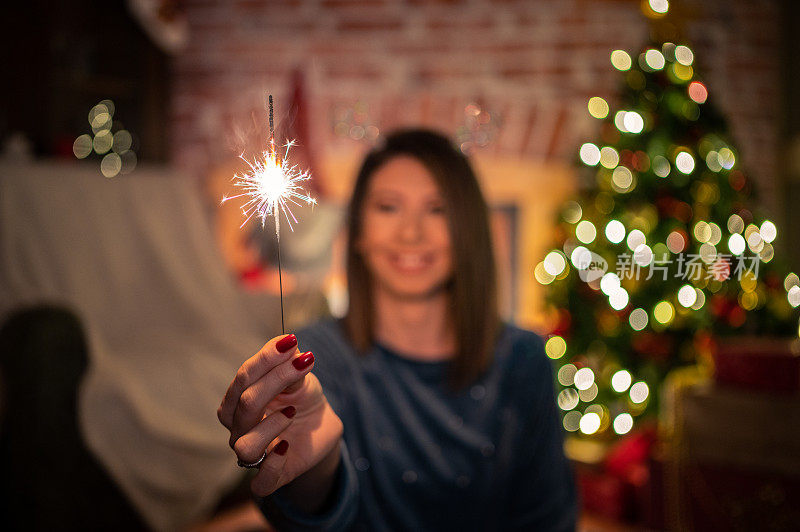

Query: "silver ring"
<box><xmin>237</xmin><ymin>449</ymin><xmax>267</xmax><ymax>469</ymax></box>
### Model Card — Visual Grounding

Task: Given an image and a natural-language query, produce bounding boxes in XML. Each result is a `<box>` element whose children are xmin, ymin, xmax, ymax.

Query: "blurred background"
<box><xmin>2</xmin><ymin>0</ymin><xmax>800</xmax><ymax>530</ymax></box>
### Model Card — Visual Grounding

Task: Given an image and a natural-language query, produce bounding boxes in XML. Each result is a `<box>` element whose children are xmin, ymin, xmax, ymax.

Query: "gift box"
<box><xmin>569</xmin><ymin>427</ymin><xmax>665</xmax><ymax>527</ymax></box>
<box><xmin>574</xmin><ymin>463</ymin><xmax>633</xmax><ymax>522</ymax></box>
<box><xmin>713</xmin><ymin>337</ymin><xmax>800</xmax><ymax>392</ymax></box>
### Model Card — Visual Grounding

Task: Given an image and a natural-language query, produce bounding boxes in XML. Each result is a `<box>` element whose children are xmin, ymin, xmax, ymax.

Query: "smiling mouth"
<box><xmin>388</xmin><ymin>252</ymin><xmax>434</xmax><ymax>273</ymax></box>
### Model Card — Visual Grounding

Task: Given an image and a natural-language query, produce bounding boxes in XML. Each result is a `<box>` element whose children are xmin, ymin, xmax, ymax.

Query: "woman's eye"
<box><xmin>376</xmin><ymin>203</ymin><xmax>398</xmax><ymax>213</ymax></box>
<box><xmin>429</xmin><ymin>204</ymin><xmax>446</xmax><ymax>215</ymax></box>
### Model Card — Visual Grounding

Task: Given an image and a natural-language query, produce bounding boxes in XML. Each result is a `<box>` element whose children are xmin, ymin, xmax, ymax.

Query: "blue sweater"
<box><xmin>258</xmin><ymin>319</ymin><xmax>577</xmax><ymax>531</ymax></box>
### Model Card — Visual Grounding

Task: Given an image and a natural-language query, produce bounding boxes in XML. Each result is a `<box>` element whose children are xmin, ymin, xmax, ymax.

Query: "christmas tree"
<box><xmin>537</xmin><ymin>38</ymin><xmax>800</xmax><ymax>439</ymax></box>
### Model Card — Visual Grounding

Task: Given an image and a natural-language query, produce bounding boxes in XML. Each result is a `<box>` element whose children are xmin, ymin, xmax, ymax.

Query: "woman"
<box><xmin>218</xmin><ymin>129</ymin><xmax>577</xmax><ymax>531</ymax></box>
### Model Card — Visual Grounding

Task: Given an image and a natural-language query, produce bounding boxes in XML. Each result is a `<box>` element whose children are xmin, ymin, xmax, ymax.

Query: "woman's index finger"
<box><xmin>218</xmin><ymin>333</ymin><xmax>299</xmax><ymax>429</ymax></box>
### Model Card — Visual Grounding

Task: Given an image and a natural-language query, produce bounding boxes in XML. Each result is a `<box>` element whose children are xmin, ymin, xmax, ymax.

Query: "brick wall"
<box><xmin>171</xmin><ymin>0</ymin><xmax>782</xmax><ymax>212</ymax></box>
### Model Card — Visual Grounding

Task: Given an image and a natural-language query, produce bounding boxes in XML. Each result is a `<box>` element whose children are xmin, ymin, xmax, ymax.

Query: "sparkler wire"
<box><xmin>268</xmin><ymin>95</ymin><xmax>286</xmax><ymax>334</ymax></box>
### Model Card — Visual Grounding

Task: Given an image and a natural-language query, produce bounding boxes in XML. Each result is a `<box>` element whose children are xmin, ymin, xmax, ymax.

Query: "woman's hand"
<box><xmin>218</xmin><ymin>334</ymin><xmax>344</xmax><ymax>499</ymax></box>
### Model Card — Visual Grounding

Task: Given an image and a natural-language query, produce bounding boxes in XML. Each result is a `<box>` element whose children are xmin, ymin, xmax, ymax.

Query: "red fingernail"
<box><xmin>280</xmin><ymin>406</ymin><xmax>296</xmax><ymax>418</ymax></box>
<box><xmin>274</xmin><ymin>440</ymin><xmax>289</xmax><ymax>456</ymax></box>
<box><xmin>276</xmin><ymin>334</ymin><xmax>297</xmax><ymax>353</ymax></box>
<box><xmin>292</xmin><ymin>351</ymin><xmax>314</xmax><ymax>371</ymax></box>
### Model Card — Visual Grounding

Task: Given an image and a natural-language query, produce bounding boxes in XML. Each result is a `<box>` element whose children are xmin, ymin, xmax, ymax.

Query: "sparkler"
<box><xmin>222</xmin><ymin>95</ymin><xmax>316</xmax><ymax>333</ymax></box>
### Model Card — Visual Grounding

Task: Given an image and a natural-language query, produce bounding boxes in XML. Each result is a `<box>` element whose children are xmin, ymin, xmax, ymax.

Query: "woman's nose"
<box><xmin>398</xmin><ymin>212</ymin><xmax>424</xmax><ymax>243</ymax></box>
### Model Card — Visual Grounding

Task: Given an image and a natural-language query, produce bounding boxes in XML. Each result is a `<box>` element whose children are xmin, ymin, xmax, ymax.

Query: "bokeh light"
<box><xmin>614</xmin><ymin>111</ymin><xmax>628</xmax><ymax>133</ymax></box>
<box><xmin>611</xmin><ymin>50</ymin><xmax>632</xmax><ymax>71</ymax></box>
<box><xmin>649</xmin><ymin>0</ymin><xmax>669</xmax><ymax>14</ymax></box>
<box><xmin>563</xmin><ymin>410</ymin><xmax>581</xmax><ymax>432</ymax></box>
<box><xmin>760</xmin><ymin>220</ymin><xmax>777</xmax><ymax>243</ymax></box>
<box><xmin>718</xmin><ymin>148</ymin><xmax>736</xmax><ymax>169</ymax></box>
<box><xmin>558</xmin><ymin>364</ymin><xmax>578</xmax><ymax>386</ymax></box>
<box><xmin>580</xmin><ymin>143</ymin><xmax>601</xmax><ymax>166</ymax></box>
<box><xmin>654</xmin><ymin>301</ymin><xmax>675</xmax><ymax>325</ymax></box>
<box><xmin>558</xmin><ymin>389</ymin><xmax>580</xmax><ymax>410</ymax></box>
<box><xmin>544</xmin><ymin>251</ymin><xmax>567</xmax><ymax>276</ymax></box>
<box><xmin>675</xmin><ymin>45</ymin><xmax>694</xmax><ymax>66</ymax></box>
<box><xmin>101</xmin><ymin>153</ymin><xmax>122</xmax><ymax>178</ymax></box>
<box><xmin>759</xmin><ymin>243</ymin><xmax>774</xmax><ymax>262</ymax></box>
<box><xmin>623</xmin><ymin>111</ymin><xmax>644</xmax><ymax>133</ymax></box>
<box><xmin>789</xmin><ymin>286</ymin><xmax>800</xmax><ymax>308</ymax></box>
<box><xmin>579</xmin><ymin>412</ymin><xmax>601</xmax><ymax>435</ymax></box>
<box><xmin>644</xmin><ymin>49</ymin><xmax>666</xmax><ymax>70</ymax></box>
<box><xmin>612</xmin><ymin>370</ymin><xmax>633</xmax><ymax>392</ymax></box>
<box><xmin>112</xmin><ymin>130</ymin><xmax>133</xmax><ymax>153</ymax></box>
<box><xmin>534</xmin><ymin>262</ymin><xmax>556</xmax><ymax>285</ymax></box>
<box><xmin>576</xmin><ymin>220</ymin><xmax>597</xmax><ymax>244</ymax></box>
<box><xmin>629</xmin><ymin>381</ymin><xmax>649</xmax><ymax>403</ymax></box>
<box><xmin>546</xmin><ymin>335</ymin><xmax>567</xmax><ymax>359</ymax></box>
<box><xmin>578</xmin><ymin>383</ymin><xmax>599</xmax><ymax>402</ymax></box>
<box><xmin>89</xmin><ymin>103</ymin><xmax>112</xmax><ymax>130</ymax></box>
<box><xmin>588</xmin><ymin>97</ymin><xmax>610</xmax><ymax>119</ymax></box>
<box><xmin>120</xmin><ymin>150</ymin><xmax>138</xmax><ymax>174</ymax></box>
<box><xmin>747</xmin><ymin>231</ymin><xmax>764</xmax><ymax>253</ymax></box>
<box><xmin>563</xmin><ymin>201</ymin><xmax>583</xmax><ymax>224</ymax></box>
<box><xmin>675</xmin><ymin>151</ymin><xmax>695</xmax><ymax>174</ymax></box>
<box><xmin>708</xmin><ymin>223</ymin><xmax>723</xmax><ymax>244</ymax></box>
<box><xmin>706</xmin><ymin>151</ymin><xmax>722</xmax><ymax>172</ymax></box>
<box><xmin>600</xmin><ymin>272</ymin><xmax>621</xmax><ymax>296</ymax></box>
<box><xmin>613</xmin><ymin>413</ymin><xmax>634</xmax><ymax>435</ymax></box>
<box><xmin>784</xmin><ymin>273</ymin><xmax>800</xmax><ymax>292</ymax></box>
<box><xmin>73</xmin><ymin>134</ymin><xmax>93</xmax><ymax>159</ymax></box>
<box><xmin>609</xmin><ymin>288</ymin><xmax>630</xmax><ymax>311</ymax></box>
<box><xmin>570</xmin><ymin>246</ymin><xmax>592</xmax><ymax>269</ymax></box>
<box><xmin>612</xmin><ymin>166</ymin><xmax>634</xmax><ymax>191</ymax></box>
<box><xmin>728</xmin><ymin>214</ymin><xmax>744</xmax><ymax>234</ymax></box>
<box><xmin>728</xmin><ymin>233</ymin><xmax>746</xmax><ymax>255</ymax></box>
<box><xmin>605</xmin><ymin>220</ymin><xmax>626</xmax><ymax>244</ymax></box>
<box><xmin>629</xmin><ymin>308</ymin><xmax>648</xmax><ymax>331</ymax></box>
<box><xmin>574</xmin><ymin>367</ymin><xmax>595</xmax><ymax>390</ymax></box>
<box><xmin>678</xmin><ymin>284</ymin><xmax>698</xmax><ymax>307</ymax></box>
<box><xmin>600</xmin><ymin>146</ymin><xmax>620</xmax><ymax>168</ymax></box>
<box><xmin>93</xmin><ymin>130</ymin><xmax>113</xmax><ymax>155</ymax></box>
<box><xmin>672</xmin><ymin>63</ymin><xmax>693</xmax><ymax>81</ymax></box>
<box><xmin>667</xmin><ymin>231</ymin><xmax>686</xmax><ymax>253</ymax></box>
<box><xmin>652</xmin><ymin>155</ymin><xmax>670</xmax><ymax>177</ymax></box>
<box><xmin>626</xmin><ymin>229</ymin><xmax>646</xmax><ymax>251</ymax></box>
<box><xmin>633</xmin><ymin>244</ymin><xmax>654</xmax><ymax>267</ymax></box>
<box><xmin>690</xmin><ymin>288</ymin><xmax>706</xmax><ymax>310</ymax></box>
<box><xmin>699</xmin><ymin>243</ymin><xmax>717</xmax><ymax>263</ymax></box>
<box><xmin>688</xmin><ymin>81</ymin><xmax>708</xmax><ymax>104</ymax></box>
<box><xmin>622</xmin><ymin>111</ymin><xmax>644</xmax><ymax>133</ymax></box>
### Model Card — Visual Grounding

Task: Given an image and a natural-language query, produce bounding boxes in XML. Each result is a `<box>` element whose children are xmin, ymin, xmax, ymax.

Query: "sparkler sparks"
<box><xmin>222</xmin><ymin>139</ymin><xmax>316</xmax><ymax>238</ymax></box>
<box><xmin>222</xmin><ymin>94</ymin><xmax>315</xmax><ymax>334</ymax></box>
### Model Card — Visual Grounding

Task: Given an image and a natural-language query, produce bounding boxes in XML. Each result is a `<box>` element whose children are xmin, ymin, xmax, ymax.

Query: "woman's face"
<box><xmin>358</xmin><ymin>156</ymin><xmax>453</xmax><ymax>301</ymax></box>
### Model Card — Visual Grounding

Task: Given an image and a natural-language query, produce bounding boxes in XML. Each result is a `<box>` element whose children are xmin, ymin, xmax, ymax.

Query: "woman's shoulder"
<box><xmin>495</xmin><ymin>323</ymin><xmax>553</xmax><ymax>387</ymax></box>
<box><xmin>497</xmin><ymin>323</ymin><xmax>547</xmax><ymax>363</ymax></box>
<box><xmin>297</xmin><ymin>317</ymin><xmax>346</xmax><ymax>343</ymax></box>
<box><xmin>296</xmin><ymin>318</ymin><xmax>356</xmax><ymax>367</ymax></box>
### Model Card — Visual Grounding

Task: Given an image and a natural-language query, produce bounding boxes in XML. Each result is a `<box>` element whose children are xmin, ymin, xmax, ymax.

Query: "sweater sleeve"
<box><xmin>505</xmin><ymin>333</ymin><xmax>578</xmax><ymax>531</ymax></box>
<box><xmin>256</xmin><ymin>440</ymin><xmax>359</xmax><ymax>532</ymax></box>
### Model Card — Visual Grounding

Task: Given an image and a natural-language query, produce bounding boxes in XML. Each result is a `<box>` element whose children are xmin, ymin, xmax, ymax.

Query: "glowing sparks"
<box><xmin>222</xmin><ymin>139</ymin><xmax>316</xmax><ymax>236</ymax></box>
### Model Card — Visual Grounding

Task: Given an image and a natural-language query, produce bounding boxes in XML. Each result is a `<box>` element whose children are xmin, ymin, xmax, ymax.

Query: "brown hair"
<box><xmin>343</xmin><ymin>129</ymin><xmax>499</xmax><ymax>391</ymax></box>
